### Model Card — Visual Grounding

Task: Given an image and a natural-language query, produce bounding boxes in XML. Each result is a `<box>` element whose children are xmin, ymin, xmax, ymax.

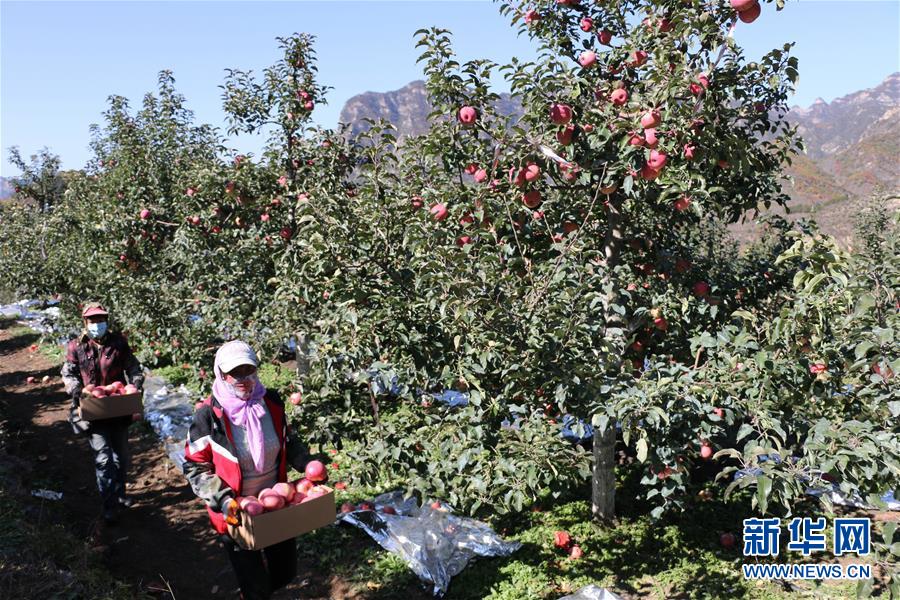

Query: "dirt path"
<box><xmin>0</xmin><ymin>321</ymin><xmax>355</xmax><ymax>599</ymax></box>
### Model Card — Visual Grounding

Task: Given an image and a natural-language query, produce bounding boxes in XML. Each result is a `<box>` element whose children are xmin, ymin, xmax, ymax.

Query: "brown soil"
<box><xmin>0</xmin><ymin>320</ymin><xmax>363</xmax><ymax>600</ymax></box>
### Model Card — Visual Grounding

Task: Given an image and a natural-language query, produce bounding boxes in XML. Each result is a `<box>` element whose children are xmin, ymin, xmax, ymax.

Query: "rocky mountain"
<box><xmin>339</xmin><ymin>80</ymin><xmax>520</xmax><ymax>138</ymax></box>
<box><xmin>339</xmin><ymin>74</ymin><xmax>900</xmax><ymax>244</ymax></box>
<box><xmin>785</xmin><ymin>72</ymin><xmax>900</xmax><ymax>203</ymax></box>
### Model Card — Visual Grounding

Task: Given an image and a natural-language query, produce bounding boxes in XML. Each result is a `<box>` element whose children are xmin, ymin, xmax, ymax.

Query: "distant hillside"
<box><xmin>0</xmin><ymin>177</ymin><xmax>15</xmax><ymax>200</ymax></box>
<box><xmin>339</xmin><ymin>74</ymin><xmax>900</xmax><ymax>245</ymax></box>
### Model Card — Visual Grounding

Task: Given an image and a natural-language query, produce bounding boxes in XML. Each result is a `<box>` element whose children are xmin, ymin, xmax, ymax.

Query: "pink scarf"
<box><xmin>213</xmin><ymin>361</ymin><xmax>268</xmax><ymax>472</ymax></box>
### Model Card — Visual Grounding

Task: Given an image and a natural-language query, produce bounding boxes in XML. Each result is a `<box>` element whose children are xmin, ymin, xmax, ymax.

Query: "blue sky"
<box><xmin>2</xmin><ymin>1</ymin><xmax>898</xmax><ymax>177</ymax></box>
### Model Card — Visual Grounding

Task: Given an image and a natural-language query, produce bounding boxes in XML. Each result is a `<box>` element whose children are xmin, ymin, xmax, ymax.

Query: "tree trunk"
<box><xmin>294</xmin><ymin>332</ymin><xmax>310</xmax><ymax>378</ymax></box>
<box><xmin>592</xmin><ymin>194</ymin><xmax>625</xmax><ymax>521</ymax></box>
<box><xmin>592</xmin><ymin>421</ymin><xmax>617</xmax><ymax>520</ymax></box>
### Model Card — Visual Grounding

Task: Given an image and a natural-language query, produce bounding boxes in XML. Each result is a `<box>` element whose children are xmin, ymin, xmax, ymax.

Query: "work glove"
<box><xmin>223</xmin><ymin>498</ymin><xmax>241</xmax><ymax>526</ymax></box>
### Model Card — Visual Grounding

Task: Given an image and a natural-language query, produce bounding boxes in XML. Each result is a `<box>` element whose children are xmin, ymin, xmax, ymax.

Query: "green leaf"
<box><xmin>636</xmin><ymin>437</ymin><xmax>648</xmax><ymax>463</ymax></box>
<box><xmin>736</xmin><ymin>423</ymin><xmax>754</xmax><ymax>442</ymax></box>
<box><xmin>756</xmin><ymin>475</ymin><xmax>772</xmax><ymax>514</ymax></box>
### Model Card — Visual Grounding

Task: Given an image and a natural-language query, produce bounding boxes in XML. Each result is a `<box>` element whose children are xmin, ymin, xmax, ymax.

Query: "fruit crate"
<box><xmin>78</xmin><ymin>388</ymin><xmax>143</xmax><ymax>420</ymax></box>
<box><xmin>228</xmin><ymin>487</ymin><xmax>336</xmax><ymax>550</ymax></box>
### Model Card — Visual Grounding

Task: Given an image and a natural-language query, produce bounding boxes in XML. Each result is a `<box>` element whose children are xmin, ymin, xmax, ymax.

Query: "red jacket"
<box><xmin>183</xmin><ymin>390</ymin><xmax>315</xmax><ymax>534</ymax></box>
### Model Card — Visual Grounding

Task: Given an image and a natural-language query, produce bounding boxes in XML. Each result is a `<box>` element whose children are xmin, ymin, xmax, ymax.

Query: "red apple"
<box><xmin>598</xmin><ymin>29</ymin><xmax>612</xmax><ymax>45</ymax></box>
<box><xmin>305</xmin><ymin>460</ymin><xmax>327</xmax><ymax>483</ymax></box>
<box><xmin>629</xmin><ymin>50</ymin><xmax>648</xmax><ymax>67</ymax></box>
<box><xmin>260</xmin><ymin>213</ymin><xmax>270</xmax><ymax>222</ymax></box>
<box><xmin>731</xmin><ymin>0</ymin><xmax>757</xmax><ymax>11</ymax></box>
<box><xmin>640</xmin><ymin>164</ymin><xmax>661</xmax><ymax>180</ymax></box>
<box><xmin>456</xmin><ymin>236</ymin><xmax>472</xmax><ymax>248</ymax></box>
<box><xmin>640</xmin><ymin>110</ymin><xmax>661</xmax><ymax>129</ymax></box>
<box><xmin>693</xmin><ymin>281</ymin><xmax>711</xmax><ymax>297</ymax></box>
<box><xmin>698</xmin><ymin>74</ymin><xmax>710</xmax><ymax>89</ymax></box>
<box><xmin>458</xmin><ymin>106</ymin><xmax>478</xmax><ymax>126</ymax></box>
<box><xmin>29</xmin><ymin>344</ymin><xmax>37</xmax><ymax>352</ymax></box>
<box><xmin>411</xmin><ymin>195</ymin><xmax>424</xmax><ymax>209</ymax></box>
<box><xmin>700</xmin><ymin>444</ymin><xmax>713</xmax><ymax>460</ymax></box>
<box><xmin>647</xmin><ymin>150</ymin><xmax>667</xmax><ymax>170</ymax></box>
<box><xmin>273</xmin><ymin>482</ymin><xmax>295</xmax><ymax>502</ymax></box>
<box><xmin>523</xmin><ymin>163</ymin><xmax>540</xmax><ymax>182</ymax></box>
<box><xmin>628</xmin><ymin>133</ymin><xmax>645</xmax><ymax>147</ymax></box>
<box><xmin>280</xmin><ymin>227</ymin><xmax>292</xmax><ymax>241</ymax></box>
<box><xmin>738</xmin><ymin>2</ymin><xmax>760</xmax><ymax>22</ymax></box>
<box><xmin>653</xmin><ymin>317</ymin><xmax>668</xmax><ymax>331</ymax></box>
<box><xmin>549</xmin><ymin>103</ymin><xmax>573</xmax><ymax>125</ymax></box>
<box><xmin>244</xmin><ymin>501</ymin><xmax>265</xmax><ymax>516</ymax></box>
<box><xmin>26</xmin><ymin>376</ymin><xmax>36</xmax><ymax>384</ymax></box>
<box><xmin>522</xmin><ymin>190</ymin><xmax>542</xmax><ymax>208</ymax></box>
<box><xmin>643</xmin><ymin>128</ymin><xmax>658</xmax><ymax>148</ymax></box>
<box><xmin>674</xmin><ymin>195</ymin><xmax>691</xmax><ymax>212</ymax></box>
<box><xmin>569</xmin><ymin>544</ymin><xmax>584</xmax><ymax>559</ymax></box>
<box><xmin>295</xmin><ymin>479</ymin><xmax>313</xmax><ymax>494</ymax></box>
<box><xmin>381</xmin><ymin>506</ymin><xmax>397</xmax><ymax>515</ymax></box>
<box><xmin>683</xmin><ymin>144</ymin><xmax>696</xmax><ymax>160</ymax></box>
<box><xmin>430</xmin><ymin>203</ymin><xmax>449</xmax><ymax>221</ymax></box>
<box><xmin>289</xmin><ymin>391</ymin><xmax>302</xmax><ymax>405</ymax></box>
<box><xmin>139</xmin><ymin>209</ymin><xmax>151</xmax><ymax>220</ymax></box>
<box><xmin>610</xmin><ymin>88</ymin><xmax>628</xmax><ymax>106</ymax></box>
<box><xmin>579</xmin><ymin>17</ymin><xmax>593</xmax><ymax>31</ymax></box>
<box><xmin>430</xmin><ymin>501</ymin><xmax>442</xmax><ymax>510</ymax></box>
<box><xmin>557</xmin><ymin>124</ymin><xmax>576</xmax><ymax>145</ymax></box>
<box><xmin>238</xmin><ymin>496</ymin><xmax>259</xmax><ymax>509</ymax></box>
<box><xmin>690</xmin><ymin>82</ymin><xmax>704</xmax><ymax>96</ymax></box>
<box><xmin>340</xmin><ymin>502</ymin><xmax>356</xmax><ymax>513</ymax></box>
<box><xmin>720</xmin><ymin>532</ymin><xmax>736</xmax><ymax>549</ymax></box>
<box><xmin>578</xmin><ymin>50</ymin><xmax>597</xmax><ymax>68</ymax></box>
<box><xmin>524</xmin><ymin>9</ymin><xmax>540</xmax><ymax>24</ymax></box>
<box><xmin>359</xmin><ymin>501</ymin><xmax>375</xmax><ymax>511</ymax></box>
<box><xmin>553</xmin><ymin>530</ymin><xmax>572</xmax><ymax>549</ymax></box>
<box><xmin>474</xmin><ymin>169</ymin><xmax>488</xmax><ymax>183</ymax></box>
<box><xmin>261</xmin><ymin>494</ymin><xmax>285</xmax><ymax>511</ymax></box>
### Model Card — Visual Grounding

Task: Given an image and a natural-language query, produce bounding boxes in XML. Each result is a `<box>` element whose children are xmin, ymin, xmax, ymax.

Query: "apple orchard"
<box><xmin>2</xmin><ymin>0</ymin><xmax>898</xmax><ymax>536</ymax></box>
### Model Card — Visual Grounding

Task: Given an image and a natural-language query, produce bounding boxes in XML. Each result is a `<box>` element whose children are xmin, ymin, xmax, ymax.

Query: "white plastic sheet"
<box><xmin>557</xmin><ymin>585</ymin><xmax>623</xmax><ymax>600</ymax></box>
<box><xmin>142</xmin><ymin>375</ymin><xmax>196</xmax><ymax>469</ymax></box>
<box><xmin>337</xmin><ymin>490</ymin><xmax>522</xmax><ymax>597</ymax></box>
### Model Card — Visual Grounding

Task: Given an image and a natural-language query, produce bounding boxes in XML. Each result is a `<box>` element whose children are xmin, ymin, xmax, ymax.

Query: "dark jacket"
<box><xmin>60</xmin><ymin>331</ymin><xmax>144</xmax><ymax>399</ymax></box>
<box><xmin>182</xmin><ymin>389</ymin><xmax>322</xmax><ymax>535</ymax></box>
<box><xmin>60</xmin><ymin>331</ymin><xmax>144</xmax><ymax>433</ymax></box>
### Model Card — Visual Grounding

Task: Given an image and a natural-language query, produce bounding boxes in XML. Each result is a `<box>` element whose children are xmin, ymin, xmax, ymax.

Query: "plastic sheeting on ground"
<box><xmin>557</xmin><ymin>585</ymin><xmax>623</xmax><ymax>600</ymax></box>
<box><xmin>0</xmin><ymin>299</ymin><xmax>61</xmax><ymax>336</ymax></box>
<box><xmin>336</xmin><ymin>490</ymin><xmax>522</xmax><ymax>597</ymax></box>
<box><xmin>142</xmin><ymin>375</ymin><xmax>197</xmax><ymax>469</ymax></box>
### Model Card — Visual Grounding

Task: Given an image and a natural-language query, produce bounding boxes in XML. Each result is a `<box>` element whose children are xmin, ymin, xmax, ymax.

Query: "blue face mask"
<box><xmin>87</xmin><ymin>322</ymin><xmax>108</xmax><ymax>339</ymax></box>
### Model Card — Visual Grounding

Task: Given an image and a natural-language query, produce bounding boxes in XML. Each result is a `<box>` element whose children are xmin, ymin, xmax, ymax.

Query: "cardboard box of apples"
<box><xmin>227</xmin><ymin>460</ymin><xmax>336</xmax><ymax>550</ymax></box>
<box><xmin>78</xmin><ymin>382</ymin><xmax>143</xmax><ymax>420</ymax></box>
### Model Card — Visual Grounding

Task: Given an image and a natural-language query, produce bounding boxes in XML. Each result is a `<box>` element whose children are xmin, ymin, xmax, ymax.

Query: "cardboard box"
<box><xmin>227</xmin><ymin>488</ymin><xmax>336</xmax><ymax>550</ymax></box>
<box><xmin>78</xmin><ymin>390</ymin><xmax>143</xmax><ymax>420</ymax></box>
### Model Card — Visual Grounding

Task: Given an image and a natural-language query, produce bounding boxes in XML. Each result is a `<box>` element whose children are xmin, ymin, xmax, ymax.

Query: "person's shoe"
<box><xmin>117</xmin><ymin>496</ymin><xmax>134</xmax><ymax>508</ymax></box>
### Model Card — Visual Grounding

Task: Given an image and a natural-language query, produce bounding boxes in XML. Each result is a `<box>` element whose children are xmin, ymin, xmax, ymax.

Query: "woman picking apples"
<box><xmin>60</xmin><ymin>302</ymin><xmax>144</xmax><ymax>523</ymax></box>
<box><xmin>183</xmin><ymin>340</ymin><xmax>325</xmax><ymax>600</ymax></box>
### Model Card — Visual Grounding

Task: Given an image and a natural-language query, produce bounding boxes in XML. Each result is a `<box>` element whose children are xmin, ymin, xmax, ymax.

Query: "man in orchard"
<box><xmin>61</xmin><ymin>302</ymin><xmax>144</xmax><ymax>523</ymax></box>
